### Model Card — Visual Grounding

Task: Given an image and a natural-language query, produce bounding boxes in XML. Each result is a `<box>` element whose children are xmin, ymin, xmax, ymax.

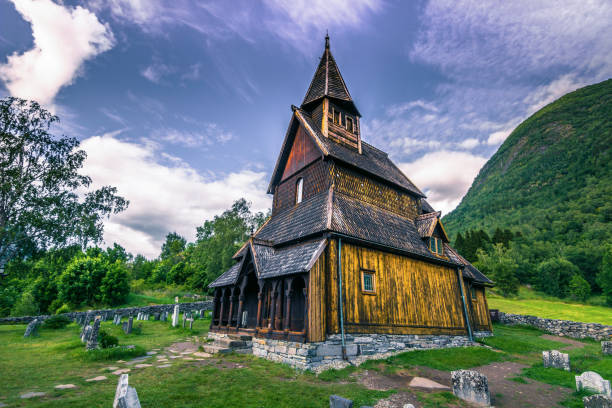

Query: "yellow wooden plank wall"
<box><xmin>339</xmin><ymin>242</ymin><xmax>469</xmax><ymax>335</ymax></box>
<box><xmin>308</xmin><ymin>248</ymin><xmax>327</xmax><ymax>342</ymax></box>
<box><xmin>469</xmin><ymin>286</ymin><xmax>492</xmax><ymax>331</ymax></box>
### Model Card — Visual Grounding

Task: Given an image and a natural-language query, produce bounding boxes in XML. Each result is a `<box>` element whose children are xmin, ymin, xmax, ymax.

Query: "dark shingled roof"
<box><xmin>421</xmin><ymin>199</ymin><xmax>435</xmax><ymax>214</ymax></box>
<box><xmin>209</xmin><ymin>258</ymin><xmax>243</xmax><ymax>288</ymax></box>
<box><xmin>415</xmin><ymin>212</ymin><xmax>442</xmax><ymax>238</ymax></box>
<box><xmin>302</xmin><ymin>36</ymin><xmax>357</xmax><ymax>115</ymax></box>
<box><xmin>253</xmin><ymin>239</ymin><xmax>326</xmax><ymax>279</ymax></box>
<box><xmin>444</xmin><ymin>244</ymin><xmax>493</xmax><ymax>285</ymax></box>
<box><xmin>296</xmin><ymin>108</ymin><xmax>425</xmax><ymax>198</ymax></box>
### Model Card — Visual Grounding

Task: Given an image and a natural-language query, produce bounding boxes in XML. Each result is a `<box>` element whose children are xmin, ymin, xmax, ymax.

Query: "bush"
<box><xmin>475</xmin><ymin>244</ymin><xmax>519</xmax><ymax>297</ymax></box>
<box><xmin>597</xmin><ymin>246</ymin><xmax>612</xmax><ymax>306</ymax></box>
<box><xmin>568</xmin><ymin>274</ymin><xmax>591</xmax><ymax>302</ymax></box>
<box><xmin>99</xmin><ymin>261</ymin><xmax>130</xmax><ymax>306</ymax></box>
<box><xmin>98</xmin><ymin>330</ymin><xmax>119</xmax><ymax>349</ymax></box>
<box><xmin>54</xmin><ymin>303</ymin><xmax>71</xmax><ymax>314</ymax></box>
<box><xmin>43</xmin><ymin>315</ymin><xmax>71</xmax><ymax>329</ymax></box>
<box><xmin>58</xmin><ymin>256</ymin><xmax>106</xmax><ymax>306</ymax></box>
<box><xmin>536</xmin><ymin>258</ymin><xmax>580</xmax><ymax>298</ymax></box>
<box><xmin>11</xmin><ymin>291</ymin><xmax>38</xmax><ymax>316</ymax></box>
<box><xmin>84</xmin><ymin>345</ymin><xmax>145</xmax><ymax>361</ymax></box>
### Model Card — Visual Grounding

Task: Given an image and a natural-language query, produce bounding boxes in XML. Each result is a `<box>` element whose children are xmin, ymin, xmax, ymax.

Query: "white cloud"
<box><xmin>486</xmin><ymin>129</ymin><xmax>512</xmax><ymax>146</ymax></box>
<box><xmin>0</xmin><ymin>0</ymin><xmax>114</xmax><ymax>106</ymax></box>
<box><xmin>456</xmin><ymin>138</ymin><xmax>480</xmax><ymax>149</ymax></box>
<box><xmin>80</xmin><ymin>133</ymin><xmax>270</xmax><ymax>258</ymax></box>
<box><xmin>141</xmin><ymin>62</ymin><xmax>174</xmax><ymax>84</ymax></box>
<box><xmin>523</xmin><ymin>74</ymin><xmax>587</xmax><ymax>115</ymax></box>
<box><xmin>399</xmin><ymin>150</ymin><xmax>487</xmax><ymax>215</ymax></box>
<box><xmin>386</xmin><ymin>100</ymin><xmax>439</xmax><ymax>117</ymax></box>
<box><xmin>151</xmin><ymin>123</ymin><xmax>234</xmax><ymax>148</ymax></box>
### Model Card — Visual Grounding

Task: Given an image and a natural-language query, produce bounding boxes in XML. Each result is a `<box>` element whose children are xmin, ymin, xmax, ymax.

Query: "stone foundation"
<box><xmin>251</xmin><ymin>331</ymin><xmax>491</xmax><ymax>372</ymax></box>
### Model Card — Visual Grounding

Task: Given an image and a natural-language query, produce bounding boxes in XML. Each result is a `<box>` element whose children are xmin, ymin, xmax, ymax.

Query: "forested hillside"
<box><xmin>443</xmin><ymin>79</ymin><xmax>612</xmax><ymax>303</ymax></box>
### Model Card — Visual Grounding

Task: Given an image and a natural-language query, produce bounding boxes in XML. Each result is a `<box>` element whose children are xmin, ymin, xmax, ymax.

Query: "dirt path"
<box><xmin>540</xmin><ymin>334</ymin><xmax>586</xmax><ymax>350</ymax></box>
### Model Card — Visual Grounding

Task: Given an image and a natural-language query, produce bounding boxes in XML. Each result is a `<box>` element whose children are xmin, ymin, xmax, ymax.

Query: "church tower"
<box><xmin>301</xmin><ymin>35</ymin><xmax>362</xmax><ymax>153</ymax></box>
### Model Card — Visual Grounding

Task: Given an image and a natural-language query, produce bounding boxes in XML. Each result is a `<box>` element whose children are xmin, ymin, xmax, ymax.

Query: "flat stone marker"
<box><xmin>113</xmin><ymin>374</ymin><xmax>141</xmax><ymax>408</ymax></box>
<box><xmin>134</xmin><ymin>364</ymin><xmax>152</xmax><ymax>368</ymax></box>
<box><xmin>54</xmin><ymin>384</ymin><xmax>77</xmax><ymax>389</ymax></box>
<box><xmin>408</xmin><ymin>377</ymin><xmax>449</xmax><ymax>389</ymax></box>
<box><xmin>169</xmin><ymin>355</ymin><xmax>181</xmax><ymax>359</ymax></box>
<box><xmin>603</xmin><ymin>341</ymin><xmax>612</xmax><ymax>356</ymax></box>
<box><xmin>576</xmin><ymin>371</ymin><xmax>612</xmax><ymax>396</ymax></box>
<box><xmin>146</xmin><ymin>351</ymin><xmax>157</xmax><ymax>355</ymax></box>
<box><xmin>86</xmin><ymin>376</ymin><xmax>107</xmax><ymax>382</ymax></box>
<box><xmin>583</xmin><ymin>394</ymin><xmax>612</xmax><ymax>408</ymax></box>
<box><xmin>105</xmin><ymin>366</ymin><xmax>120</xmax><ymax>371</ymax></box>
<box><xmin>330</xmin><ymin>394</ymin><xmax>353</xmax><ymax>408</ymax></box>
<box><xmin>451</xmin><ymin>370</ymin><xmax>490</xmax><ymax>407</ymax></box>
<box><xmin>156</xmin><ymin>364</ymin><xmax>172</xmax><ymax>368</ymax></box>
<box><xmin>403</xmin><ymin>405</ymin><xmax>415</xmax><ymax>408</ymax></box>
<box><xmin>20</xmin><ymin>391</ymin><xmax>46</xmax><ymax>399</ymax></box>
<box><xmin>543</xmin><ymin>350</ymin><xmax>570</xmax><ymax>371</ymax></box>
<box><xmin>112</xmin><ymin>369</ymin><xmax>131</xmax><ymax>375</ymax></box>
<box><xmin>182</xmin><ymin>357</ymin><xmax>194</xmax><ymax>361</ymax></box>
<box><xmin>193</xmin><ymin>352</ymin><xmax>211</xmax><ymax>358</ymax></box>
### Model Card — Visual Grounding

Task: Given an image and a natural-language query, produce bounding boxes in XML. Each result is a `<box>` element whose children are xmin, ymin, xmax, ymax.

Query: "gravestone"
<box><xmin>603</xmin><ymin>342</ymin><xmax>612</xmax><ymax>356</ymax></box>
<box><xmin>80</xmin><ymin>314</ymin><xmax>91</xmax><ymax>337</ymax></box>
<box><xmin>583</xmin><ymin>394</ymin><xmax>612</xmax><ymax>408</ymax></box>
<box><xmin>576</xmin><ymin>372</ymin><xmax>612</xmax><ymax>396</ymax></box>
<box><xmin>113</xmin><ymin>374</ymin><xmax>141</xmax><ymax>408</ymax></box>
<box><xmin>172</xmin><ymin>305</ymin><xmax>179</xmax><ymax>327</ymax></box>
<box><xmin>161</xmin><ymin>311</ymin><xmax>167</xmax><ymax>321</ymax></box>
<box><xmin>543</xmin><ymin>350</ymin><xmax>570</xmax><ymax>371</ymax></box>
<box><xmin>24</xmin><ymin>318</ymin><xmax>40</xmax><ymax>337</ymax></box>
<box><xmin>154</xmin><ymin>313</ymin><xmax>160</xmax><ymax>321</ymax></box>
<box><xmin>330</xmin><ymin>395</ymin><xmax>353</xmax><ymax>408</ymax></box>
<box><xmin>182</xmin><ymin>313</ymin><xmax>187</xmax><ymax>328</ymax></box>
<box><xmin>81</xmin><ymin>325</ymin><xmax>92</xmax><ymax>343</ymax></box>
<box><xmin>189</xmin><ymin>318</ymin><xmax>194</xmax><ymax>330</ymax></box>
<box><xmin>127</xmin><ymin>317</ymin><xmax>133</xmax><ymax>334</ymax></box>
<box><xmin>86</xmin><ymin>317</ymin><xmax>101</xmax><ymax>350</ymax></box>
<box><xmin>200</xmin><ymin>309</ymin><xmax>205</xmax><ymax>319</ymax></box>
<box><xmin>451</xmin><ymin>370</ymin><xmax>490</xmax><ymax>407</ymax></box>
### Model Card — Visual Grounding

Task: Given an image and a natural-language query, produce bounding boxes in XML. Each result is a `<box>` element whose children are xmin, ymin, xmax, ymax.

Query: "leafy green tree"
<box><xmin>11</xmin><ymin>290</ymin><xmax>38</xmax><ymax>316</ymax></box>
<box><xmin>104</xmin><ymin>243</ymin><xmax>131</xmax><ymax>264</ymax></box>
<box><xmin>536</xmin><ymin>258</ymin><xmax>580</xmax><ymax>298</ymax></box>
<box><xmin>160</xmin><ymin>233</ymin><xmax>186</xmax><ymax>261</ymax></box>
<box><xmin>57</xmin><ymin>256</ymin><xmax>106</xmax><ymax>306</ymax></box>
<box><xmin>131</xmin><ymin>254</ymin><xmax>156</xmax><ymax>281</ymax></box>
<box><xmin>597</xmin><ymin>246</ymin><xmax>612</xmax><ymax>306</ymax></box>
<box><xmin>99</xmin><ymin>261</ymin><xmax>130</xmax><ymax>306</ymax></box>
<box><xmin>0</xmin><ymin>97</ymin><xmax>128</xmax><ymax>274</ymax></box>
<box><xmin>475</xmin><ymin>244</ymin><xmax>519</xmax><ymax>297</ymax></box>
<box><xmin>568</xmin><ymin>274</ymin><xmax>591</xmax><ymax>302</ymax></box>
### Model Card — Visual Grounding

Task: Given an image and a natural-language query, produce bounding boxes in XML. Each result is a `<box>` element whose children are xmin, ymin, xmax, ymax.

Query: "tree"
<box><xmin>535</xmin><ymin>258</ymin><xmax>580</xmax><ymax>298</ymax></box>
<box><xmin>99</xmin><ymin>261</ymin><xmax>129</xmax><ymax>306</ymax></box>
<box><xmin>0</xmin><ymin>97</ymin><xmax>128</xmax><ymax>274</ymax></box>
<box><xmin>475</xmin><ymin>244</ymin><xmax>519</xmax><ymax>297</ymax></box>
<box><xmin>57</xmin><ymin>256</ymin><xmax>106</xmax><ymax>306</ymax></box>
<box><xmin>568</xmin><ymin>274</ymin><xmax>591</xmax><ymax>302</ymax></box>
<box><xmin>597</xmin><ymin>246</ymin><xmax>612</xmax><ymax>306</ymax></box>
<box><xmin>160</xmin><ymin>232</ymin><xmax>186</xmax><ymax>261</ymax></box>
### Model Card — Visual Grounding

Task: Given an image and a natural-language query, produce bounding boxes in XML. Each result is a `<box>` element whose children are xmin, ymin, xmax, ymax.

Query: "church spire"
<box><xmin>301</xmin><ymin>35</ymin><xmax>360</xmax><ymax>117</ymax></box>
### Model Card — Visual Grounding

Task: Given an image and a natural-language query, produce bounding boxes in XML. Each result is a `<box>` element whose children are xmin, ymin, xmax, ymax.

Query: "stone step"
<box><xmin>233</xmin><ymin>348</ymin><xmax>253</xmax><ymax>355</ymax></box>
<box><xmin>201</xmin><ymin>344</ymin><xmax>232</xmax><ymax>354</ymax></box>
<box><xmin>216</xmin><ymin>339</ymin><xmax>248</xmax><ymax>348</ymax></box>
<box><xmin>228</xmin><ymin>334</ymin><xmax>252</xmax><ymax>341</ymax></box>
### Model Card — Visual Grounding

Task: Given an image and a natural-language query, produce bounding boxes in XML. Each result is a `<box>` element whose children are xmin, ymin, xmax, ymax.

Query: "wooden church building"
<box><xmin>209</xmin><ymin>36</ymin><xmax>492</xmax><ymax>367</ymax></box>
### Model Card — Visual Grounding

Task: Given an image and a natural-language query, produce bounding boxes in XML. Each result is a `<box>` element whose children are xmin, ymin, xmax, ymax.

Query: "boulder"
<box><xmin>451</xmin><ymin>370</ymin><xmax>490</xmax><ymax>407</ymax></box>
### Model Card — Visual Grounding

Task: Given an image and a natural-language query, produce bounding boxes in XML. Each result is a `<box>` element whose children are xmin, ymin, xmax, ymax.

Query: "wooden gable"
<box><xmin>281</xmin><ymin>125</ymin><xmax>320</xmax><ymax>181</ymax></box>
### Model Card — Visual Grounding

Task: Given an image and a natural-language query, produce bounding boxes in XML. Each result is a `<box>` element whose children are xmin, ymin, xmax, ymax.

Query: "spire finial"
<box><xmin>325</xmin><ymin>31</ymin><xmax>330</xmax><ymax>49</ymax></box>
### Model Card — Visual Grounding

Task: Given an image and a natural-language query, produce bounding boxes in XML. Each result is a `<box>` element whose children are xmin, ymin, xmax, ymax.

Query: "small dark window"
<box><xmin>346</xmin><ymin>116</ymin><xmax>354</xmax><ymax>133</ymax></box>
<box><xmin>296</xmin><ymin>178</ymin><xmax>303</xmax><ymax>204</ymax></box>
<box><xmin>361</xmin><ymin>270</ymin><xmax>375</xmax><ymax>293</ymax></box>
<box><xmin>333</xmin><ymin>109</ymin><xmax>341</xmax><ymax>125</ymax></box>
<box><xmin>470</xmin><ymin>287</ymin><xmax>477</xmax><ymax>301</ymax></box>
<box><xmin>429</xmin><ymin>237</ymin><xmax>444</xmax><ymax>255</ymax></box>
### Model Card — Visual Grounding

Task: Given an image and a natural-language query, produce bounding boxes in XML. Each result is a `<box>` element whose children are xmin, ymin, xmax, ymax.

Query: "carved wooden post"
<box><xmin>268</xmin><ymin>281</ymin><xmax>277</xmax><ymax>329</ymax></box>
<box><xmin>302</xmin><ymin>276</ymin><xmax>309</xmax><ymax>335</ymax></box>
<box><xmin>256</xmin><ymin>280</ymin><xmax>264</xmax><ymax>329</ymax></box>
<box><xmin>275</xmin><ymin>279</ymin><xmax>284</xmax><ymax>331</ymax></box>
<box><xmin>236</xmin><ymin>294</ymin><xmax>245</xmax><ymax>328</ymax></box>
<box><xmin>218</xmin><ymin>288</ymin><xmax>226</xmax><ymax>326</ymax></box>
<box><xmin>211</xmin><ymin>288</ymin><xmax>220</xmax><ymax>328</ymax></box>
<box><xmin>283</xmin><ymin>278</ymin><xmax>294</xmax><ymax>333</ymax></box>
<box><xmin>227</xmin><ymin>292</ymin><xmax>235</xmax><ymax>328</ymax></box>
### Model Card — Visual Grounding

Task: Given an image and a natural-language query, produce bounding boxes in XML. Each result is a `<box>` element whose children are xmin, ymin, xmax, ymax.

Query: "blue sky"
<box><xmin>1</xmin><ymin>0</ymin><xmax>611</xmax><ymax>257</ymax></box>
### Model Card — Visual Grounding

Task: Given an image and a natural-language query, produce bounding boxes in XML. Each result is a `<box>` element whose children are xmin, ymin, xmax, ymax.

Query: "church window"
<box><xmin>470</xmin><ymin>287</ymin><xmax>477</xmax><ymax>301</ymax></box>
<box><xmin>361</xmin><ymin>269</ymin><xmax>375</xmax><ymax>294</ymax></box>
<box><xmin>296</xmin><ymin>178</ymin><xmax>304</xmax><ymax>204</ymax></box>
<box><xmin>333</xmin><ymin>108</ymin><xmax>341</xmax><ymax>125</ymax></box>
<box><xmin>429</xmin><ymin>237</ymin><xmax>444</xmax><ymax>255</ymax></box>
<box><xmin>346</xmin><ymin>116</ymin><xmax>354</xmax><ymax>133</ymax></box>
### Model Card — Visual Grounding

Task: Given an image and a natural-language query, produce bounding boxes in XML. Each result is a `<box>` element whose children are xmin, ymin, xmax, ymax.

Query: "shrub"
<box><xmin>58</xmin><ymin>256</ymin><xmax>105</xmax><ymax>306</ymax></box>
<box><xmin>475</xmin><ymin>244</ymin><xmax>519</xmax><ymax>297</ymax></box>
<box><xmin>568</xmin><ymin>274</ymin><xmax>591</xmax><ymax>302</ymax></box>
<box><xmin>597</xmin><ymin>246</ymin><xmax>612</xmax><ymax>306</ymax></box>
<box><xmin>54</xmin><ymin>303</ymin><xmax>71</xmax><ymax>314</ymax></box>
<box><xmin>84</xmin><ymin>345</ymin><xmax>145</xmax><ymax>361</ymax></box>
<box><xmin>99</xmin><ymin>261</ymin><xmax>130</xmax><ymax>306</ymax></box>
<box><xmin>98</xmin><ymin>330</ymin><xmax>119</xmax><ymax>349</ymax></box>
<box><xmin>11</xmin><ymin>291</ymin><xmax>38</xmax><ymax>317</ymax></box>
<box><xmin>43</xmin><ymin>315</ymin><xmax>71</xmax><ymax>329</ymax></box>
<box><xmin>536</xmin><ymin>258</ymin><xmax>580</xmax><ymax>298</ymax></box>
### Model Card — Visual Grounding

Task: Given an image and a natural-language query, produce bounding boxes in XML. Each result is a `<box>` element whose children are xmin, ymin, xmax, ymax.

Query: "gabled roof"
<box><xmin>415</xmin><ymin>212</ymin><xmax>450</xmax><ymax>242</ymax></box>
<box><xmin>267</xmin><ymin>107</ymin><xmax>425</xmax><ymax>197</ymax></box>
<box><xmin>302</xmin><ymin>35</ymin><xmax>359</xmax><ymax>115</ymax></box>
<box><xmin>444</xmin><ymin>244</ymin><xmax>493</xmax><ymax>286</ymax></box>
<box><xmin>209</xmin><ymin>256</ymin><xmax>244</xmax><ymax>288</ymax></box>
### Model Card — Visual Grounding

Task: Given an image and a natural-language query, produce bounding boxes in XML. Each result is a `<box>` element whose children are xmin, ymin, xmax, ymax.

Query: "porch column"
<box><xmin>236</xmin><ymin>294</ymin><xmax>245</xmax><ymax>328</ymax></box>
<box><xmin>283</xmin><ymin>278</ymin><xmax>294</xmax><ymax>333</ymax></box>
<box><xmin>256</xmin><ymin>281</ymin><xmax>264</xmax><ymax>328</ymax></box>
<box><xmin>210</xmin><ymin>288</ymin><xmax>220</xmax><ymax>329</ymax></box>
<box><xmin>302</xmin><ymin>286</ymin><xmax>309</xmax><ymax>335</ymax></box>
<box><xmin>227</xmin><ymin>294</ymin><xmax>235</xmax><ymax>328</ymax></box>
<box><xmin>218</xmin><ymin>287</ymin><xmax>226</xmax><ymax>326</ymax></box>
<box><xmin>274</xmin><ymin>279</ymin><xmax>284</xmax><ymax>331</ymax></box>
<box><xmin>268</xmin><ymin>282</ymin><xmax>277</xmax><ymax>329</ymax></box>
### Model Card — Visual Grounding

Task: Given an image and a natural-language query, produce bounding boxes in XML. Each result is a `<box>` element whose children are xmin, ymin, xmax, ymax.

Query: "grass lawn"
<box><xmin>488</xmin><ymin>286</ymin><xmax>612</xmax><ymax>325</ymax></box>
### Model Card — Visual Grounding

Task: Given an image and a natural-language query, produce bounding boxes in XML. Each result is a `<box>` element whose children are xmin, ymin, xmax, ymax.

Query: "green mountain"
<box><xmin>443</xmin><ymin>79</ymin><xmax>612</xmax><ymax>294</ymax></box>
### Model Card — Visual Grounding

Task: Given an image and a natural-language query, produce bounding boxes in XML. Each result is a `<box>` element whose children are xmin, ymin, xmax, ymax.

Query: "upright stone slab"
<box><xmin>86</xmin><ymin>317</ymin><xmax>101</xmax><ymax>350</ymax></box>
<box><xmin>583</xmin><ymin>394</ymin><xmax>612</xmax><ymax>408</ymax></box>
<box><xmin>24</xmin><ymin>318</ymin><xmax>40</xmax><ymax>337</ymax></box>
<box><xmin>125</xmin><ymin>317</ymin><xmax>133</xmax><ymax>334</ymax></box>
<box><xmin>576</xmin><ymin>372</ymin><xmax>612</xmax><ymax>396</ymax></box>
<box><xmin>543</xmin><ymin>350</ymin><xmax>570</xmax><ymax>371</ymax></box>
<box><xmin>182</xmin><ymin>313</ymin><xmax>187</xmax><ymax>328</ymax></box>
<box><xmin>113</xmin><ymin>374</ymin><xmax>141</xmax><ymax>408</ymax></box>
<box><xmin>81</xmin><ymin>325</ymin><xmax>92</xmax><ymax>343</ymax></box>
<box><xmin>189</xmin><ymin>318</ymin><xmax>193</xmax><ymax>330</ymax></box>
<box><xmin>172</xmin><ymin>305</ymin><xmax>179</xmax><ymax>327</ymax></box>
<box><xmin>451</xmin><ymin>370</ymin><xmax>490</xmax><ymax>407</ymax></box>
<box><xmin>603</xmin><ymin>341</ymin><xmax>612</xmax><ymax>356</ymax></box>
<box><xmin>200</xmin><ymin>309</ymin><xmax>205</xmax><ymax>319</ymax></box>
<box><xmin>329</xmin><ymin>395</ymin><xmax>353</xmax><ymax>408</ymax></box>
<box><xmin>161</xmin><ymin>311</ymin><xmax>167</xmax><ymax>321</ymax></box>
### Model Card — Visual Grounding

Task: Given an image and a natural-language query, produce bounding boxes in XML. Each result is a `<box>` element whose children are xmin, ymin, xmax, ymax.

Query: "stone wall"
<box><xmin>249</xmin><ymin>331</ymin><xmax>491</xmax><ymax>372</ymax></box>
<box><xmin>492</xmin><ymin>311</ymin><xmax>612</xmax><ymax>341</ymax></box>
<box><xmin>0</xmin><ymin>301</ymin><xmax>213</xmax><ymax>325</ymax></box>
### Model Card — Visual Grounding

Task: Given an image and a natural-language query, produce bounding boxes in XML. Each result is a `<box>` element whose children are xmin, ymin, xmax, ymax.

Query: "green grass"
<box><xmin>416</xmin><ymin>391</ymin><xmax>470</xmax><ymax>408</ymax></box>
<box><xmin>381</xmin><ymin>347</ymin><xmax>506</xmax><ymax>371</ymax></box>
<box><xmin>488</xmin><ymin>286</ymin><xmax>612</xmax><ymax>325</ymax></box>
<box><xmin>479</xmin><ymin>324</ymin><xmax>567</xmax><ymax>354</ymax></box>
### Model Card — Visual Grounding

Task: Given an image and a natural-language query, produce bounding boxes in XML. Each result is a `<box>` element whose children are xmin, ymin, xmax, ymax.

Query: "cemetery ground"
<box><xmin>0</xmin><ymin>321</ymin><xmax>610</xmax><ymax>408</ymax></box>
